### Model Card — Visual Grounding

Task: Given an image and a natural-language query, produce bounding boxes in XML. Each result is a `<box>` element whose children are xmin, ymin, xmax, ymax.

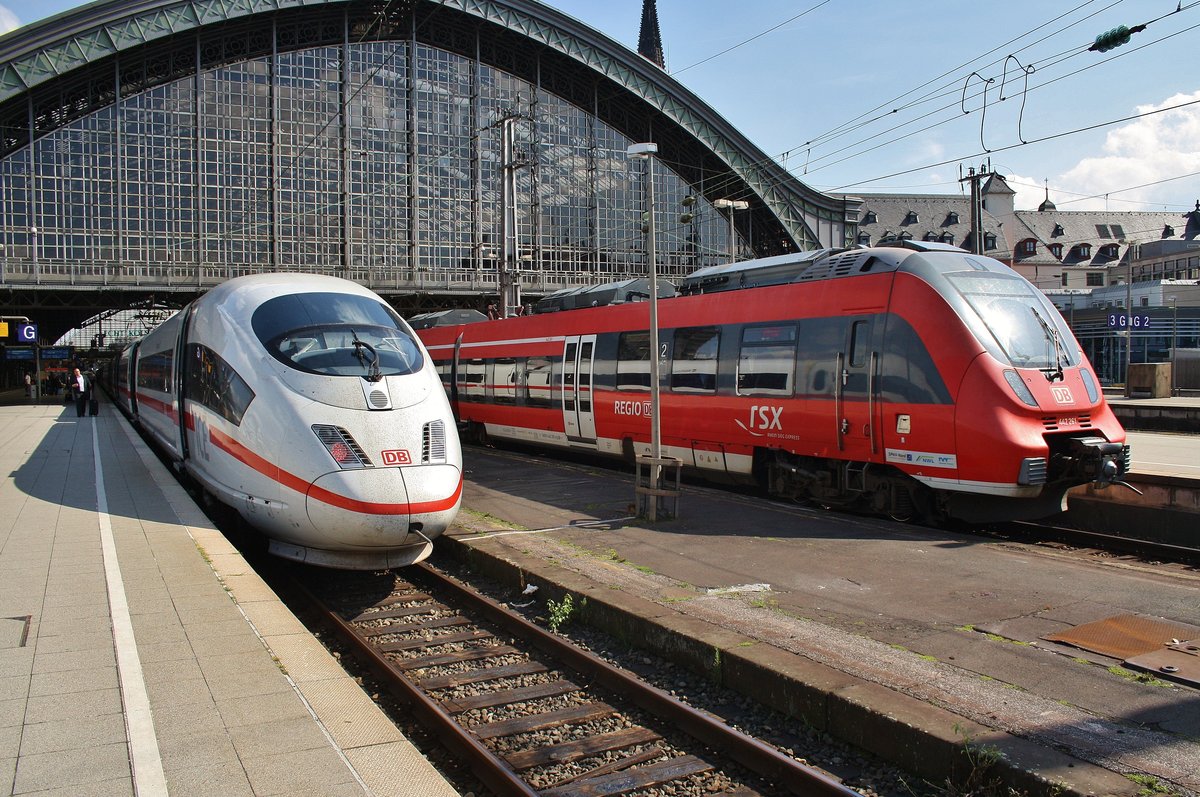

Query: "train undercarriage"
<box><xmin>756</xmin><ymin>434</ymin><xmax>1130</xmax><ymax>526</ymax></box>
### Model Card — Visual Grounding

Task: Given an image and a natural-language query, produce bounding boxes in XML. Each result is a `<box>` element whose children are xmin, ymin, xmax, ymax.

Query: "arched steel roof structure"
<box><xmin>0</xmin><ymin>0</ymin><xmax>858</xmax><ymax>342</ymax></box>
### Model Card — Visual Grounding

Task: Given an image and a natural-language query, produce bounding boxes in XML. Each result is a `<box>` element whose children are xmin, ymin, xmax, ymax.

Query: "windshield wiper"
<box><xmin>350</xmin><ymin>329</ymin><xmax>383</xmax><ymax>382</ymax></box>
<box><xmin>1030</xmin><ymin>308</ymin><xmax>1065</xmax><ymax>382</ymax></box>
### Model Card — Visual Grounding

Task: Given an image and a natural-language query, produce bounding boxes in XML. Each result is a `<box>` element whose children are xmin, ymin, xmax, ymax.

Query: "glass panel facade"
<box><xmin>0</xmin><ymin>38</ymin><xmax>736</xmax><ymax>291</ymax></box>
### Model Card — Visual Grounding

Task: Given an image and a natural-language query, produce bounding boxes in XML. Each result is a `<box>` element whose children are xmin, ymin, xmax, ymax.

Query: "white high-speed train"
<box><xmin>111</xmin><ymin>273</ymin><xmax>462</xmax><ymax>569</ymax></box>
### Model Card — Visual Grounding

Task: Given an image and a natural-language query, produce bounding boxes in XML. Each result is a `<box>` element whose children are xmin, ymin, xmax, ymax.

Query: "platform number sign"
<box><xmin>17</xmin><ymin>323</ymin><xmax>37</xmax><ymax>342</ymax></box>
<box><xmin>1107</xmin><ymin>314</ymin><xmax>1151</xmax><ymax>330</ymax></box>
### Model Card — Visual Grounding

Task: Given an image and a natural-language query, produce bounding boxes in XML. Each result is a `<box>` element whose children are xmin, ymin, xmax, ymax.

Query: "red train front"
<box><xmin>416</xmin><ymin>242</ymin><xmax>1129</xmax><ymax>524</ymax></box>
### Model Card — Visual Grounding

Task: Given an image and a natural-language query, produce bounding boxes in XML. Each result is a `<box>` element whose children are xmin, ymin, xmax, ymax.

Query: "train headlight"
<box><xmin>312</xmin><ymin>425</ymin><xmax>372</xmax><ymax>469</ymax></box>
<box><xmin>1003</xmin><ymin>369</ymin><xmax>1038</xmax><ymax>407</ymax></box>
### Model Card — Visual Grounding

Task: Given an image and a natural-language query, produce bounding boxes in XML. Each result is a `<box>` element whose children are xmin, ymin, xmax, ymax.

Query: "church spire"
<box><xmin>637</xmin><ymin>0</ymin><xmax>665</xmax><ymax>69</ymax></box>
<box><xmin>1038</xmin><ymin>179</ymin><xmax>1057</xmax><ymax>212</ymax></box>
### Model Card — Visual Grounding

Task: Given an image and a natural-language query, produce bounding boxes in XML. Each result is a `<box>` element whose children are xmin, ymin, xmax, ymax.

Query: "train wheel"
<box><xmin>468</xmin><ymin>421</ymin><xmax>490</xmax><ymax>447</ymax></box>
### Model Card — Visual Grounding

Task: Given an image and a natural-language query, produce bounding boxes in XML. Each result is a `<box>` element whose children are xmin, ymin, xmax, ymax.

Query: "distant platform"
<box><xmin>1106</xmin><ymin>394</ymin><xmax>1200</xmax><ymax>433</ymax></box>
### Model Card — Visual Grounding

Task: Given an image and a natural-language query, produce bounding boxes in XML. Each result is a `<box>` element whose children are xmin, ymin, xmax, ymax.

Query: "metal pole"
<box><xmin>1172</xmin><ymin>297</ymin><xmax>1178</xmax><ymax>396</ymax></box>
<box><xmin>727</xmin><ymin>211</ymin><xmax>736</xmax><ymax>263</ymax></box>
<box><xmin>713</xmin><ymin>199</ymin><xmax>748</xmax><ymax>264</ymax></box>
<box><xmin>501</xmin><ymin>118</ymin><xmax>516</xmax><ymax>318</ymax></box>
<box><xmin>1125</xmin><ymin>256</ymin><xmax>1133</xmax><ymax>392</ymax></box>
<box><xmin>629</xmin><ymin>143</ymin><xmax>661</xmax><ymax>521</ymax></box>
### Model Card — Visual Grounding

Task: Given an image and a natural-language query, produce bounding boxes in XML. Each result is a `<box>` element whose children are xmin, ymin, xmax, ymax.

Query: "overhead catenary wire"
<box><xmin>647</xmin><ymin>0</ymin><xmax>1199</xmax><ymax>213</ymax></box>
<box><xmin>655</xmin><ymin>19</ymin><xmax>1200</xmax><ymax>214</ymax></box>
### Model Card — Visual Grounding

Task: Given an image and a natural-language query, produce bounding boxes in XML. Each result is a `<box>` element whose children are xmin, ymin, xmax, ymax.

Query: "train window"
<box><xmin>671</xmin><ymin>326</ymin><xmax>719</xmax><ymax>394</ymax></box>
<box><xmin>492</xmin><ymin>359</ymin><xmax>517</xmax><ymax>404</ymax></box>
<box><xmin>946</xmin><ymin>272</ymin><xmax>1077</xmax><ymax>370</ymax></box>
<box><xmin>738</xmin><ymin>324</ymin><xmax>796</xmax><ymax>396</ymax></box>
<box><xmin>563</xmin><ymin>342</ymin><xmax>577</xmax><ymax>410</ymax></box>
<box><xmin>877</xmin><ymin>315</ymin><xmax>951</xmax><ymax>404</ymax></box>
<box><xmin>578</xmin><ymin>341</ymin><xmax>594</xmax><ymax>412</ymax></box>
<box><xmin>185</xmin><ymin>344</ymin><xmax>255</xmax><ymax>426</ymax></box>
<box><xmin>136</xmin><ymin>349</ymin><xmax>173</xmax><ymax>393</ymax></box>
<box><xmin>254</xmin><ymin>292</ymin><xmax>424</xmax><ymax>378</ymax></box>
<box><xmin>461</xmin><ymin>360</ymin><xmax>485</xmax><ymax>402</ymax></box>
<box><xmin>616</xmin><ymin>332</ymin><xmax>651</xmax><ymax>391</ymax></box>
<box><xmin>849</xmin><ymin>321</ymin><xmax>871</xmax><ymax>368</ymax></box>
<box><xmin>525</xmin><ymin>358</ymin><xmax>553</xmax><ymax>407</ymax></box>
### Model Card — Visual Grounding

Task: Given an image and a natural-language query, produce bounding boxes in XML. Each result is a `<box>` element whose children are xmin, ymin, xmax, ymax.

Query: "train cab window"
<box><xmin>616</xmin><ymin>331</ymin><xmax>652</xmax><ymax>391</ymax></box>
<box><xmin>670</xmin><ymin>326</ymin><xmax>719</xmax><ymax>394</ymax></box>
<box><xmin>253</xmin><ymin>292</ymin><xmax>424</xmax><ymax>378</ymax></box>
<box><xmin>185</xmin><ymin>344</ymin><xmax>255</xmax><ymax>425</ymax></box>
<box><xmin>737</xmin><ymin>324</ymin><xmax>796</xmax><ymax>396</ymax></box>
<box><xmin>945</xmin><ymin>271</ymin><xmax>1077</xmax><ymax>370</ymax></box>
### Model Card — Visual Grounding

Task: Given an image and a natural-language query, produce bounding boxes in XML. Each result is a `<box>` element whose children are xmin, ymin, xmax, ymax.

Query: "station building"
<box><xmin>0</xmin><ymin>0</ymin><xmax>856</xmax><ymax>349</ymax></box>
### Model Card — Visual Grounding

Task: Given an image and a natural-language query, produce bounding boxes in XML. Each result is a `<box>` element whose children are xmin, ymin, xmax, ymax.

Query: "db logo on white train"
<box><xmin>381</xmin><ymin>449</ymin><xmax>412</xmax><ymax>465</ymax></box>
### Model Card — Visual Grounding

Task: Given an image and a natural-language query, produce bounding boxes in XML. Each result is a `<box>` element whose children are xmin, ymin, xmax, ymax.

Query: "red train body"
<box><xmin>416</xmin><ymin>243</ymin><xmax>1129</xmax><ymax>523</ymax></box>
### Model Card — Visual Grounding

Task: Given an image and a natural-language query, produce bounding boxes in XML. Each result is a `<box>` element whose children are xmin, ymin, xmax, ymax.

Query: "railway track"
<box><xmin>292</xmin><ymin>563</ymin><xmax>863</xmax><ymax>797</ymax></box>
<box><xmin>989</xmin><ymin>519</ymin><xmax>1200</xmax><ymax>567</ymax></box>
<box><xmin>466</xmin><ymin>443</ymin><xmax>1199</xmax><ymax>567</ymax></box>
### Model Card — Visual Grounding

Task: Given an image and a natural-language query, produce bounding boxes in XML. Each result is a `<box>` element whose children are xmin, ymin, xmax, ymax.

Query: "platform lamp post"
<box><xmin>1171</xmin><ymin>295</ymin><xmax>1178</xmax><ymax>396</ymax></box>
<box><xmin>627</xmin><ymin>142</ymin><xmax>664</xmax><ymax>520</ymax></box>
<box><xmin>712</xmin><ymin>199</ymin><xmax>748</xmax><ymax>263</ymax></box>
<box><xmin>1124</xmin><ymin>252</ymin><xmax>1134</xmax><ymax>394</ymax></box>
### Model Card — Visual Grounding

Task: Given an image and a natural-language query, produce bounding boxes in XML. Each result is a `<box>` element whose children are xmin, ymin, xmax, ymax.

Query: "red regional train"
<box><xmin>414</xmin><ymin>241</ymin><xmax>1130</xmax><ymax>524</ymax></box>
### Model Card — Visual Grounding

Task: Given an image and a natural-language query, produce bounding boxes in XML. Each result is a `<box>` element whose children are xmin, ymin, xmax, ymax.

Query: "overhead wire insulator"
<box><xmin>1088</xmin><ymin>23</ymin><xmax>1146</xmax><ymax>53</ymax></box>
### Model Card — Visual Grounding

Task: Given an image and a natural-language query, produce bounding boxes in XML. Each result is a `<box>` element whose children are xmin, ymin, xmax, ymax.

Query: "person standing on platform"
<box><xmin>24</xmin><ymin>372</ymin><xmax>31</xmax><ymax>398</ymax></box>
<box><xmin>73</xmin><ymin>368</ymin><xmax>89</xmax><ymax>418</ymax></box>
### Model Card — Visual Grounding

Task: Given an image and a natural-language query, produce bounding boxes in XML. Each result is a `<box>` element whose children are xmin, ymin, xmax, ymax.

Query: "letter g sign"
<box><xmin>17</xmin><ymin>323</ymin><xmax>37</xmax><ymax>342</ymax></box>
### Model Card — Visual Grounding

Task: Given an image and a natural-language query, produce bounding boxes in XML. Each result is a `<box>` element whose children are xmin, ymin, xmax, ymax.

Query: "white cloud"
<box><xmin>0</xmin><ymin>5</ymin><xmax>20</xmax><ymax>35</ymax></box>
<box><xmin>1030</xmin><ymin>91</ymin><xmax>1200</xmax><ymax>212</ymax></box>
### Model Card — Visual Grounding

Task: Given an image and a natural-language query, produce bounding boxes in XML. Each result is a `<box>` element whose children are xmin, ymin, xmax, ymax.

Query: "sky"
<box><xmin>1</xmin><ymin>0</ymin><xmax>1198</xmax><ymax>212</ymax></box>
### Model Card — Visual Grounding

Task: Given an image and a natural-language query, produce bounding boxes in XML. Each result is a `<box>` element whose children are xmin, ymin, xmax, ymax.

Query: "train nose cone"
<box><xmin>306</xmin><ymin>468</ymin><xmax>414</xmax><ymax>547</ymax></box>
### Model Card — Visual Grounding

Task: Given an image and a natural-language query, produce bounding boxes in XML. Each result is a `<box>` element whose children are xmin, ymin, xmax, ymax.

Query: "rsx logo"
<box><xmin>735</xmin><ymin>405</ymin><xmax>783</xmax><ymax>436</ymax></box>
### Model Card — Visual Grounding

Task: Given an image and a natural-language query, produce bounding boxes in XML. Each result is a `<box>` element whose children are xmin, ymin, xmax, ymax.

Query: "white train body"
<box><xmin>115</xmin><ymin>273</ymin><xmax>462</xmax><ymax>569</ymax></box>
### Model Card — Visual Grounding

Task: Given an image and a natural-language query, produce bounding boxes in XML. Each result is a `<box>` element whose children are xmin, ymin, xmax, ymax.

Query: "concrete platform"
<box><xmin>445</xmin><ymin>446</ymin><xmax>1200</xmax><ymax>797</ymax></box>
<box><xmin>0</xmin><ymin>400</ymin><xmax>456</xmax><ymax>797</ymax></box>
<box><xmin>1107</xmin><ymin>395</ymin><xmax>1200</xmax><ymax>433</ymax></box>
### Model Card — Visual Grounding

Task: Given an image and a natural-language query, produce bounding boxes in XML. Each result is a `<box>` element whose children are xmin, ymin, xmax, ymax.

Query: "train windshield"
<box><xmin>944</xmin><ymin>271</ymin><xmax>1076</xmax><ymax>371</ymax></box>
<box><xmin>252</xmin><ymin>292</ymin><xmax>424</xmax><ymax>377</ymax></box>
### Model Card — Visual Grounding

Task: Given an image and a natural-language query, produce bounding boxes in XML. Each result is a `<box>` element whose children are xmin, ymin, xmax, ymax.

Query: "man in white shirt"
<box><xmin>73</xmin><ymin>368</ymin><xmax>89</xmax><ymax>417</ymax></box>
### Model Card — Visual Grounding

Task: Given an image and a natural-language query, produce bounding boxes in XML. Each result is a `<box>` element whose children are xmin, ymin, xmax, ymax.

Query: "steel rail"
<box><xmin>287</xmin><ymin>577</ymin><xmax>539</xmax><ymax>797</ymax></box>
<box><xmin>1004</xmin><ymin>520</ymin><xmax>1200</xmax><ymax>566</ymax></box>
<box><xmin>413</xmin><ymin>563</ymin><xmax>861</xmax><ymax>797</ymax></box>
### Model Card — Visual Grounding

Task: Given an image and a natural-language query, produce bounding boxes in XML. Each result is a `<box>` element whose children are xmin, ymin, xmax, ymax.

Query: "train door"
<box><xmin>836</xmin><ymin>318</ymin><xmax>878</xmax><ymax>463</ymax></box>
<box><xmin>561</xmin><ymin>335</ymin><xmax>597</xmax><ymax>443</ymax></box>
<box><xmin>176</xmin><ymin>303</ymin><xmax>200</xmax><ymax>462</ymax></box>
